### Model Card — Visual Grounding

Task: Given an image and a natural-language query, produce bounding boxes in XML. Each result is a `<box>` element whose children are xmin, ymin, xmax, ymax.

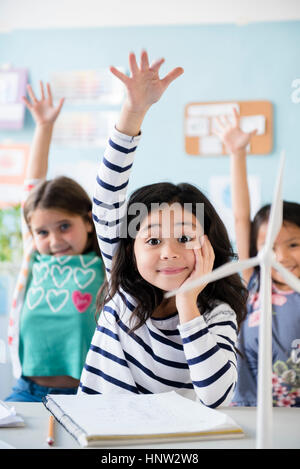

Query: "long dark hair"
<box><xmin>23</xmin><ymin>176</ymin><xmax>101</xmax><ymax>257</ymax></box>
<box><xmin>97</xmin><ymin>181</ymin><xmax>248</xmax><ymax>331</ymax></box>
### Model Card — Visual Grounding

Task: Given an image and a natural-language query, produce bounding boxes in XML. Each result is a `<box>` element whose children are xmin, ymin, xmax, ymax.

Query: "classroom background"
<box><xmin>0</xmin><ymin>0</ymin><xmax>300</xmax><ymax>399</ymax></box>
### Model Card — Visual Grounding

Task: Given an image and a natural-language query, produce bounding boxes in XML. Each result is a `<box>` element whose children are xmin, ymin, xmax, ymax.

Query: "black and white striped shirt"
<box><xmin>78</xmin><ymin>128</ymin><xmax>238</xmax><ymax>408</ymax></box>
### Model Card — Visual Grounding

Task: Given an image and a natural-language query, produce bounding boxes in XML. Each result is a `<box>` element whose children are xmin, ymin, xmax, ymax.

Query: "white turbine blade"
<box><xmin>165</xmin><ymin>256</ymin><xmax>259</xmax><ymax>298</ymax></box>
<box><xmin>265</xmin><ymin>151</ymin><xmax>285</xmax><ymax>249</ymax></box>
<box><xmin>272</xmin><ymin>260</ymin><xmax>300</xmax><ymax>293</ymax></box>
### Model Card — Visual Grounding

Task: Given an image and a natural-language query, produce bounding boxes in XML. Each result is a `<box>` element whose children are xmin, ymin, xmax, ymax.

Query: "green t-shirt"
<box><xmin>20</xmin><ymin>251</ymin><xmax>104</xmax><ymax>379</ymax></box>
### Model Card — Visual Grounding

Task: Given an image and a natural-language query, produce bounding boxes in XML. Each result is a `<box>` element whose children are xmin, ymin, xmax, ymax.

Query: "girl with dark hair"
<box><xmin>79</xmin><ymin>51</ymin><xmax>248</xmax><ymax>408</ymax></box>
<box><xmin>6</xmin><ymin>82</ymin><xmax>104</xmax><ymax>402</ymax></box>
<box><xmin>215</xmin><ymin>109</ymin><xmax>300</xmax><ymax>407</ymax></box>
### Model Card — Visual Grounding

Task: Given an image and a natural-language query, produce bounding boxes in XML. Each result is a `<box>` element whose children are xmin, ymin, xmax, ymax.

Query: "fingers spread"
<box><xmin>56</xmin><ymin>97</ymin><xmax>65</xmax><ymax>113</ymax></box>
<box><xmin>161</xmin><ymin>67</ymin><xmax>184</xmax><ymax>89</ymax></box>
<box><xmin>140</xmin><ymin>50</ymin><xmax>149</xmax><ymax>71</ymax></box>
<box><xmin>46</xmin><ymin>82</ymin><xmax>53</xmax><ymax>105</ymax></box>
<box><xmin>21</xmin><ymin>96</ymin><xmax>32</xmax><ymax>110</ymax></box>
<box><xmin>110</xmin><ymin>66</ymin><xmax>130</xmax><ymax>85</ymax></box>
<box><xmin>233</xmin><ymin>107</ymin><xmax>239</xmax><ymax>126</ymax></box>
<box><xmin>150</xmin><ymin>58</ymin><xmax>165</xmax><ymax>73</ymax></box>
<box><xmin>26</xmin><ymin>84</ymin><xmax>38</xmax><ymax>104</ymax></box>
<box><xmin>39</xmin><ymin>81</ymin><xmax>45</xmax><ymax>100</ymax></box>
<box><xmin>128</xmin><ymin>52</ymin><xmax>139</xmax><ymax>76</ymax></box>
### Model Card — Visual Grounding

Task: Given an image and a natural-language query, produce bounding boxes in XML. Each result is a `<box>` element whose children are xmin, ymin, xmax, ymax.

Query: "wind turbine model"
<box><xmin>165</xmin><ymin>152</ymin><xmax>300</xmax><ymax>448</ymax></box>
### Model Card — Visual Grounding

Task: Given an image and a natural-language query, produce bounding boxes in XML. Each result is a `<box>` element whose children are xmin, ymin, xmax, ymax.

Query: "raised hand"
<box><xmin>213</xmin><ymin>108</ymin><xmax>257</xmax><ymax>155</ymax></box>
<box><xmin>110</xmin><ymin>51</ymin><xmax>183</xmax><ymax>136</ymax></box>
<box><xmin>22</xmin><ymin>81</ymin><xmax>64</xmax><ymax>127</ymax></box>
<box><xmin>111</xmin><ymin>50</ymin><xmax>183</xmax><ymax>113</ymax></box>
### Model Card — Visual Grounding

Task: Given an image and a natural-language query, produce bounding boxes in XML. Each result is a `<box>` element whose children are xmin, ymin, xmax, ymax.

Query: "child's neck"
<box><xmin>152</xmin><ymin>297</ymin><xmax>177</xmax><ymax>319</ymax></box>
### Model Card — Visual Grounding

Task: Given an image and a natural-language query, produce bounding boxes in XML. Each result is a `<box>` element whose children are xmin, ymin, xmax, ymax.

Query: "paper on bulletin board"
<box><xmin>51</xmin><ymin>68</ymin><xmax>125</xmax><ymax>105</ymax></box>
<box><xmin>0</xmin><ymin>144</ymin><xmax>30</xmax><ymax>207</ymax></box>
<box><xmin>0</xmin><ymin>68</ymin><xmax>28</xmax><ymax>129</ymax></box>
<box><xmin>209</xmin><ymin>175</ymin><xmax>261</xmax><ymax>244</ymax></box>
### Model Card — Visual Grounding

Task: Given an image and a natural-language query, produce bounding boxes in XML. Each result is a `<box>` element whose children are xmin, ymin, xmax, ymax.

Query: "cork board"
<box><xmin>184</xmin><ymin>100</ymin><xmax>273</xmax><ymax>156</ymax></box>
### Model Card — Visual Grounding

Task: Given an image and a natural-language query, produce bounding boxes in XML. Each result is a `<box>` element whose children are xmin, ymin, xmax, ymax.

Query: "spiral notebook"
<box><xmin>43</xmin><ymin>391</ymin><xmax>244</xmax><ymax>447</ymax></box>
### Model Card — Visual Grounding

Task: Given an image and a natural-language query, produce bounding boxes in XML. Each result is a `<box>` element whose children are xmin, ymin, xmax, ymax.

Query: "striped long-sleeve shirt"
<box><xmin>79</xmin><ymin>127</ymin><xmax>238</xmax><ymax>408</ymax></box>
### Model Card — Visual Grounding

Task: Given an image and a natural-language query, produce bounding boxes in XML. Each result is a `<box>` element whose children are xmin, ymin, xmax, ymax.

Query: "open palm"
<box><xmin>22</xmin><ymin>81</ymin><xmax>64</xmax><ymax>126</ymax></box>
<box><xmin>213</xmin><ymin>108</ymin><xmax>257</xmax><ymax>154</ymax></box>
<box><xmin>176</xmin><ymin>235</ymin><xmax>215</xmax><ymax>309</ymax></box>
<box><xmin>110</xmin><ymin>51</ymin><xmax>184</xmax><ymax>112</ymax></box>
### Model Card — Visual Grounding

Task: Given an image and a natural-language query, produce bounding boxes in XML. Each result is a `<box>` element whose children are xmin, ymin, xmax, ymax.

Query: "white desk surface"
<box><xmin>1</xmin><ymin>403</ymin><xmax>300</xmax><ymax>449</ymax></box>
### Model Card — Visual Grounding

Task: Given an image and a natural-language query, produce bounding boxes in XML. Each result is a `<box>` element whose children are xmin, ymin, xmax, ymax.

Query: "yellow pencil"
<box><xmin>47</xmin><ymin>415</ymin><xmax>55</xmax><ymax>446</ymax></box>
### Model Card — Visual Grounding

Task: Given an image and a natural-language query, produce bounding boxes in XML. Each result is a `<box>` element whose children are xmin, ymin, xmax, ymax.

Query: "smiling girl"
<box><xmin>78</xmin><ymin>52</ymin><xmax>248</xmax><ymax>407</ymax></box>
<box><xmin>6</xmin><ymin>82</ymin><xmax>104</xmax><ymax>402</ymax></box>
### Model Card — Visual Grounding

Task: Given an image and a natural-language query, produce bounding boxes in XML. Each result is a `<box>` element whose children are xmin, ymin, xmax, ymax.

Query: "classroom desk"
<box><xmin>1</xmin><ymin>403</ymin><xmax>300</xmax><ymax>449</ymax></box>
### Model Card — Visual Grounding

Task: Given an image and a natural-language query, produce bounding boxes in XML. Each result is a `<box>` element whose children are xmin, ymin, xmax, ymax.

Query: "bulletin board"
<box><xmin>0</xmin><ymin>68</ymin><xmax>28</xmax><ymax>129</ymax></box>
<box><xmin>0</xmin><ymin>144</ymin><xmax>30</xmax><ymax>207</ymax></box>
<box><xmin>184</xmin><ymin>100</ymin><xmax>273</xmax><ymax>156</ymax></box>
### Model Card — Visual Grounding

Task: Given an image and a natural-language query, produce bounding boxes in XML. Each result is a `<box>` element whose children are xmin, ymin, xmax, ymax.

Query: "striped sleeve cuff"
<box><xmin>177</xmin><ymin>315</ymin><xmax>207</xmax><ymax>336</ymax></box>
<box><xmin>110</xmin><ymin>126</ymin><xmax>142</xmax><ymax>149</ymax></box>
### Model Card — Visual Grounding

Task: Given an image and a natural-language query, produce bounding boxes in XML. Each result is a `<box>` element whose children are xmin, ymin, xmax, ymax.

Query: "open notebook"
<box><xmin>43</xmin><ymin>391</ymin><xmax>244</xmax><ymax>447</ymax></box>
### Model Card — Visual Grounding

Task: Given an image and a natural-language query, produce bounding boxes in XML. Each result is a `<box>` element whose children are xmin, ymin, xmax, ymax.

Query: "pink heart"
<box><xmin>72</xmin><ymin>290</ymin><xmax>92</xmax><ymax>313</ymax></box>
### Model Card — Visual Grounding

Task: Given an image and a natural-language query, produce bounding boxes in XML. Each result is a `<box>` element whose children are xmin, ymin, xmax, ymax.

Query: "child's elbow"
<box><xmin>194</xmin><ymin>365</ymin><xmax>237</xmax><ymax>408</ymax></box>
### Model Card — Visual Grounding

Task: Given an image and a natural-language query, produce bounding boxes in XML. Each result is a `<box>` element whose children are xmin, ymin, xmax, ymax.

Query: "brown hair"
<box><xmin>24</xmin><ymin>176</ymin><xmax>101</xmax><ymax>257</ymax></box>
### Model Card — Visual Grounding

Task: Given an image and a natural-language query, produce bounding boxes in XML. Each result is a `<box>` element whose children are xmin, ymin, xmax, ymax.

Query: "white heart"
<box><xmin>32</xmin><ymin>263</ymin><xmax>49</xmax><ymax>285</ymax></box>
<box><xmin>51</xmin><ymin>265</ymin><xmax>72</xmax><ymax>288</ymax></box>
<box><xmin>56</xmin><ymin>256</ymin><xmax>72</xmax><ymax>265</ymax></box>
<box><xmin>74</xmin><ymin>268</ymin><xmax>96</xmax><ymax>289</ymax></box>
<box><xmin>79</xmin><ymin>255</ymin><xmax>98</xmax><ymax>268</ymax></box>
<box><xmin>46</xmin><ymin>289</ymin><xmax>69</xmax><ymax>313</ymax></box>
<box><xmin>27</xmin><ymin>287</ymin><xmax>44</xmax><ymax>310</ymax></box>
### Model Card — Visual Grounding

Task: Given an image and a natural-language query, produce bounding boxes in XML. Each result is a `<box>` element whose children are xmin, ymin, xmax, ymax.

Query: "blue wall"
<box><xmin>1</xmin><ymin>21</ymin><xmax>300</xmax><ymax>205</ymax></box>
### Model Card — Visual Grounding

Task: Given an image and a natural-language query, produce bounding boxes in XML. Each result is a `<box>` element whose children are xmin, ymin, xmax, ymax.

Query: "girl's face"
<box><xmin>256</xmin><ymin>221</ymin><xmax>300</xmax><ymax>290</ymax></box>
<box><xmin>133</xmin><ymin>204</ymin><xmax>204</xmax><ymax>292</ymax></box>
<box><xmin>30</xmin><ymin>208</ymin><xmax>93</xmax><ymax>256</ymax></box>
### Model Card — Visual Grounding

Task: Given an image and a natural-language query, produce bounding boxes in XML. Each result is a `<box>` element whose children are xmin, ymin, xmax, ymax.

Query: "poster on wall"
<box><xmin>51</xmin><ymin>68</ymin><xmax>125</xmax><ymax>105</ymax></box>
<box><xmin>209</xmin><ymin>174</ymin><xmax>261</xmax><ymax>245</ymax></box>
<box><xmin>52</xmin><ymin>110</ymin><xmax>119</xmax><ymax>147</ymax></box>
<box><xmin>0</xmin><ymin>68</ymin><xmax>28</xmax><ymax>129</ymax></box>
<box><xmin>0</xmin><ymin>144</ymin><xmax>30</xmax><ymax>207</ymax></box>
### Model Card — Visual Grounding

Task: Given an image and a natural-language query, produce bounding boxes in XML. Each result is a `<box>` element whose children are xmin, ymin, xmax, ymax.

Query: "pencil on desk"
<box><xmin>47</xmin><ymin>415</ymin><xmax>55</xmax><ymax>446</ymax></box>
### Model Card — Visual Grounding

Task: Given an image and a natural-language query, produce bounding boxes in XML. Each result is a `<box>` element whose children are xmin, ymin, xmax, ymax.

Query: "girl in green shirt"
<box><xmin>6</xmin><ymin>82</ymin><xmax>104</xmax><ymax>402</ymax></box>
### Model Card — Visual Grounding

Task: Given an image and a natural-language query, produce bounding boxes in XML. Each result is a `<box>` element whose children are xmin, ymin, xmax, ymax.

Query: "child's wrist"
<box><xmin>231</xmin><ymin>148</ymin><xmax>247</xmax><ymax>158</ymax></box>
<box><xmin>176</xmin><ymin>295</ymin><xmax>200</xmax><ymax>316</ymax></box>
<box><xmin>122</xmin><ymin>100</ymin><xmax>150</xmax><ymax>119</ymax></box>
<box><xmin>116</xmin><ymin>102</ymin><xmax>149</xmax><ymax>136</ymax></box>
<box><xmin>36</xmin><ymin>122</ymin><xmax>55</xmax><ymax>131</ymax></box>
